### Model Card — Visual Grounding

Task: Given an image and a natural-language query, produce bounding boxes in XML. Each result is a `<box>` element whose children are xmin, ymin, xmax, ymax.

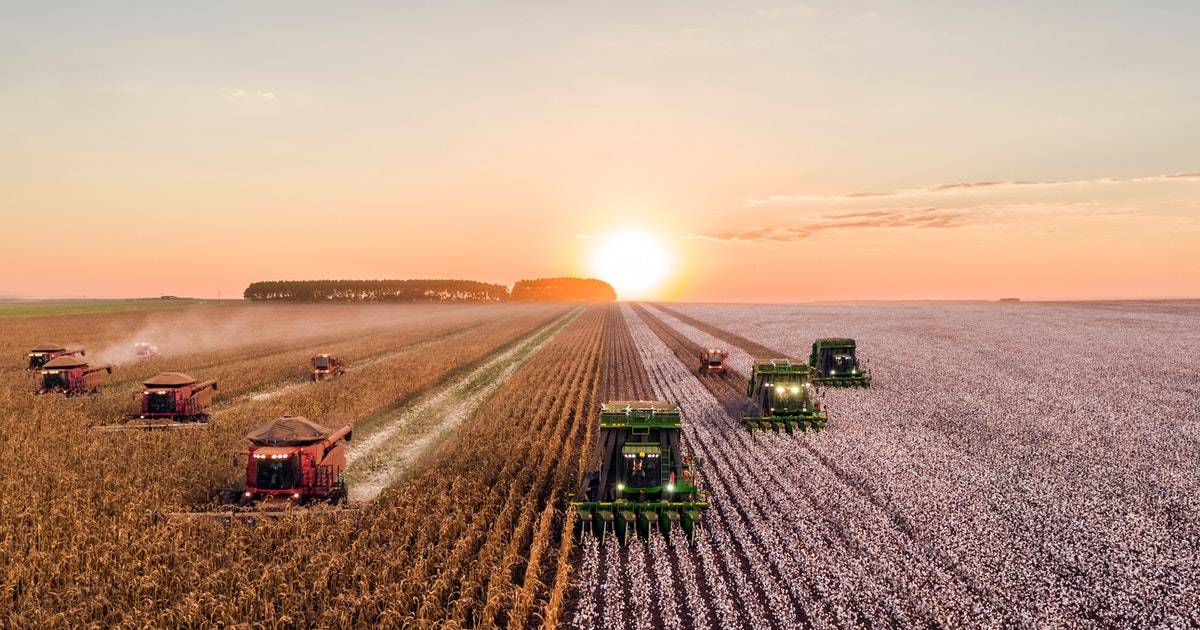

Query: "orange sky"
<box><xmin>2</xmin><ymin>3</ymin><xmax>1198</xmax><ymax>301</ymax></box>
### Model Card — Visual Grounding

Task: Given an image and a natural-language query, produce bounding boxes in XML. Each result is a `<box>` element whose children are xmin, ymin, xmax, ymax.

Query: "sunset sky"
<box><xmin>3</xmin><ymin>2</ymin><xmax>1198</xmax><ymax>301</ymax></box>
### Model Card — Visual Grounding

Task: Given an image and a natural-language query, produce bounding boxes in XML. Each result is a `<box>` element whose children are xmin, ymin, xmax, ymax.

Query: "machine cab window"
<box><xmin>255</xmin><ymin>453</ymin><xmax>300</xmax><ymax>490</ymax></box>
<box><xmin>621</xmin><ymin>443</ymin><xmax>662</xmax><ymax>490</ymax></box>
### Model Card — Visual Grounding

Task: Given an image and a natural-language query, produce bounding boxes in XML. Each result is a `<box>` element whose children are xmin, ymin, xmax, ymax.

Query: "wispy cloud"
<box><xmin>225</xmin><ymin>88</ymin><xmax>277</xmax><ymax>100</ymax></box>
<box><xmin>688</xmin><ymin>206</ymin><xmax>967</xmax><ymax>242</ymax></box>
<box><xmin>747</xmin><ymin>171</ymin><xmax>1200</xmax><ymax>205</ymax></box>
<box><xmin>689</xmin><ymin>202</ymin><xmax>1131</xmax><ymax>243</ymax></box>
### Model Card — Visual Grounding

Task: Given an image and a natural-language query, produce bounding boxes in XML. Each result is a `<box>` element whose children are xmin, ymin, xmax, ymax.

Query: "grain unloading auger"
<box><xmin>170</xmin><ymin>416</ymin><xmax>355</xmax><ymax>522</ymax></box>
<box><xmin>573</xmin><ymin>401</ymin><xmax>707</xmax><ymax>544</ymax></box>
<box><xmin>93</xmin><ymin>372</ymin><xmax>218</xmax><ymax>431</ymax></box>
<box><xmin>742</xmin><ymin>359</ymin><xmax>827</xmax><ymax>433</ymax></box>
<box><xmin>809</xmin><ymin>338</ymin><xmax>871</xmax><ymax>387</ymax></box>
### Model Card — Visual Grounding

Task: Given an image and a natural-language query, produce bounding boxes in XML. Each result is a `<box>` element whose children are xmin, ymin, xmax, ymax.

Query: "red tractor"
<box><xmin>36</xmin><ymin>356</ymin><xmax>111</xmax><ymax>395</ymax></box>
<box><xmin>27</xmin><ymin>345</ymin><xmax>85</xmax><ymax>370</ymax></box>
<box><xmin>133</xmin><ymin>372</ymin><xmax>218</xmax><ymax>422</ymax></box>
<box><xmin>698</xmin><ymin>348</ymin><xmax>728</xmax><ymax>376</ymax></box>
<box><xmin>311</xmin><ymin>354</ymin><xmax>346</xmax><ymax>381</ymax></box>
<box><xmin>219</xmin><ymin>416</ymin><xmax>352</xmax><ymax>513</ymax></box>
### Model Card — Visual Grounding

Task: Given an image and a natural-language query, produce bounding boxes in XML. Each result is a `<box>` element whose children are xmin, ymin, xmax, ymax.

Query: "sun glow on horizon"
<box><xmin>587</xmin><ymin>228</ymin><xmax>674</xmax><ymax>300</ymax></box>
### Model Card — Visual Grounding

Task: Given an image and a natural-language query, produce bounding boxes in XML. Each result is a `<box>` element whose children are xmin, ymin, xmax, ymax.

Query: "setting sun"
<box><xmin>587</xmin><ymin>228</ymin><xmax>674</xmax><ymax>300</ymax></box>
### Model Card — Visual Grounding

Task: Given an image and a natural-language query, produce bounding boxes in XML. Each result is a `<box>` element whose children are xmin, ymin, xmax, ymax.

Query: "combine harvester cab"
<box><xmin>27</xmin><ymin>345</ymin><xmax>84</xmax><ymax>370</ymax></box>
<box><xmin>742</xmin><ymin>359</ymin><xmax>827</xmax><ymax>434</ymax></box>
<box><xmin>98</xmin><ymin>373</ymin><xmax>218</xmax><ymax>431</ymax></box>
<box><xmin>810</xmin><ymin>338</ymin><xmax>871</xmax><ymax>387</ymax></box>
<box><xmin>310</xmin><ymin>354</ymin><xmax>346</xmax><ymax>381</ymax></box>
<box><xmin>573</xmin><ymin>401</ymin><xmax>707</xmax><ymax>543</ymax></box>
<box><xmin>697</xmin><ymin>348</ymin><xmax>728</xmax><ymax>376</ymax></box>
<box><xmin>36</xmin><ymin>356</ymin><xmax>110</xmax><ymax>395</ymax></box>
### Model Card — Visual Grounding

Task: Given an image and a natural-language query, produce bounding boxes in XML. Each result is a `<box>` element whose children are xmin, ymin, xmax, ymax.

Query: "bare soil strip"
<box><xmin>655</xmin><ymin>303</ymin><xmax>784</xmax><ymax>359</ymax></box>
<box><xmin>345</xmin><ymin>307</ymin><xmax>582</xmax><ymax>502</ymax></box>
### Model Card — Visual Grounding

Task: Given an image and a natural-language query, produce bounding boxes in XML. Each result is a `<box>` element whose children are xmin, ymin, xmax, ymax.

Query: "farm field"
<box><xmin>2</xmin><ymin>300</ymin><xmax>1197</xmax><ymax>626</ymax></box>
<box><xmin>567</xmin><ymin>300</ymin><xmax>1200</xmax><ymax>629</ymax></box>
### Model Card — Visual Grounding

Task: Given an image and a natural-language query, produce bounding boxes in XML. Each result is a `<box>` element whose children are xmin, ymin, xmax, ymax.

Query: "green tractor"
<box><xmin>742</xmin><ymin>360</ymin><xmax>827</xmax><ymax>433</ymax></box>
<box><xmin>809</xmin><ymin>338</ymin><xmax>871</xmax><ymax>387</ymax></box>
<box><xmin>573</xmin><ymin>401</ymin><xmax>707</xmax><ymax>543</ymax></box>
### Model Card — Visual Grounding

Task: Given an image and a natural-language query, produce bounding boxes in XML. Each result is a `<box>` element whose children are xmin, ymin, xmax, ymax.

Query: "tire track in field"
<box><xmin>645</xmin><ymin>303</ymin><xmax>1018</xmax><ymax>622</ymax></box>
<box><xmin>345</xmin><ymin>307</ymin><xmax>582</xmax><ymax>502</ymax></box>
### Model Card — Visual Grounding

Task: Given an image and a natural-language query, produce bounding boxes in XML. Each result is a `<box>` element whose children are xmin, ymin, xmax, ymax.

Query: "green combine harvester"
<box><xmin>742</xmin><ymin>359</ymin><xmax>828</xmax><ymax>433</ymax></box>
<box><xmin>573</xmin><ymin>401</ymin><xmax>707</xmax><ymax>543</ymax></box>
<box><xmin>809</xmin><ymin>338</ymin><xmax>871</xmax><ymax>387</ymax></box>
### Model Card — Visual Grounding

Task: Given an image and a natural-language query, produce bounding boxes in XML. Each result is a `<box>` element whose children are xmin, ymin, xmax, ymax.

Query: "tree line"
<box><xmin>243</xmin><ymin>277</ymin><xmax>616</xmax><ymax>302</ymax></box>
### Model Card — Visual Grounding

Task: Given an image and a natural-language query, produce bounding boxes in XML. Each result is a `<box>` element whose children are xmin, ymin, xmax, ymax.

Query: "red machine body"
<box><xmin>37</xmin><ymin>356</ymin><xmax>110</xmax><ymax>395</ymax></box>
<box><xmin>136</xmin><ymin>372</ymin><xmax>218</xmax><ymax>420</ymax></box>
<box><xmin>311</xmin><ymin>354</ymin><xmax>346</xmax><ymax>381</ymax></box>
<box><xmin>239</xmin><ymin>416</ymin><xmax>352</xmax><ymax>510</ymax></box>
<box><xmin>27</xmin><ymin>345</ymin><xmax>85</xmax><ymax>370</ymax></box>
<box><xmin>133</xmin><ymin>342</ymin><xmax>159</xmax><ymax>359</ymax></box>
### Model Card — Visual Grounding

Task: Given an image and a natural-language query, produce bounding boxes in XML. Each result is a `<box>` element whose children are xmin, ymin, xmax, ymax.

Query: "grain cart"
<box><xmin>697</xmin><ymin>348</ymin><xmax>728</xmax><ymax>376</ymax></box>
<box><xmin>809</xmin><ymin>338</ymin><xmax>870</xmax><ymax>387</ymax></box>
<box><xmin>573</xmin><ymin>401</ymin><xmax>707</xmax><ymax>543</ymax></box>
<box><xmin>27</xmin><ymin>345</ymin><xmax>84</xmax><ymax>370</ymax></box>
<box><xmin>36</xmin><ymin>356</ymin><xmax>111</xmax><ymax>395</ymax></box>
<box><xmin>742</xmin><ymin>359</ymin><xmax>827</xmax><ymax>433</ymax></box>
<box><xmin>96</xmin><ymin>373</ymin><xmax>219</xmax><ymax>431</ymax></box>
<box><xmin>311</xmin><ymin>354</ymin><xmax>346</xmax><ymax>381</ymax></box>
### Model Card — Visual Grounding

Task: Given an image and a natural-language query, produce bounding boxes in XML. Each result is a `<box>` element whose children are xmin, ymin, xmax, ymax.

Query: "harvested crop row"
<box><xmin>660</xmin><ymin>301</ymin><xmax>1200</xmax><ymax>626</ymax></box>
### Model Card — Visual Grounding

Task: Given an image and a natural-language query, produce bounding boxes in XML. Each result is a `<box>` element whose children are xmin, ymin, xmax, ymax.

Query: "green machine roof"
<box><xmin>600</xmin><ymin>401</ymin><xmax>681</xmax><ymax>429</ymax></box>
<box><xmin>750</xmin><ymin>359</ymin><xmax>811</xmax><ymax>374</ymax></box>
<box><xmin>813</xmin><ymin>338</ymin><xmax>857</xmax><ymax>348</ymax></box>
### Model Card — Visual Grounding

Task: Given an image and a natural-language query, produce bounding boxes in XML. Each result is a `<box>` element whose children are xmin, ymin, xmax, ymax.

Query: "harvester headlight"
<box><xmin>790</xmin><ymin>386</ymin><xmax>800</xmax><ymax>394</ymax></box>
<box><xmin>616</xmin><ymin>483</ymin><xmax>625</xmax><ymax>492</ymax></box>
<box><xmin>851</xmin><ymin>369</ymin><xmax>858</xmax><ymax>374</ymax></box>
<box><xmin>243</xmin><ymin>491</ymin><xmax>253</xmax><ymax>497</ymax></box>
<box><xmin>292</xmin><ymin>493</ymin><xmax>301</xmax><ymax>499</ymax></box>
<box><xmin>666</xmin><ymin>483</ymin><xmax>675</xmax><ymax>492</ymax></box>
<box><xmin>829</xmin><ymin>370</ymin><xmax>836</xmax><ymax>375</ymax></box>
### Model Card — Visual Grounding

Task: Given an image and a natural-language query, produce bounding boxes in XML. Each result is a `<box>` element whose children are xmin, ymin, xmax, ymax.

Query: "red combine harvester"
<box><xmin>133</xmin><ymin>342</ymin><xmax>159</xmax><ymax>359</ymax></box>
<box><xmin>698</xmin><ymin>348</ymin><xmax>728</xmax><ymax>376</ymax></box>
<box><xmin>173</xmin><ymin>417</ymin><xmax>353</xmax><ymax>520</ymax></box>
<box><xmin>311</xmin><ymin>354</ymin><xmax>346</xmax><ymax>381</ymax></box>
<box><xmin>36</xmin><ymin>356</ymin><xmax>111</xmax><ymax>395</ymax></box>
<box><xmin>27</xmin><ymin>345</ymin><xmax>85</xmax><ymax>370</ymax></box>
<box><xmin>96</xmin><ymin>372</ymin><xmax>218</xmax><ymax>431</ymax></box>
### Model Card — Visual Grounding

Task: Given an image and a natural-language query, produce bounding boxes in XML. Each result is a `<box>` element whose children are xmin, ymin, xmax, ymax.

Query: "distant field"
<box><xmin>0</xmin><ymin>299</ymin><xmax>206</xmax><ymax>318</ymax></box>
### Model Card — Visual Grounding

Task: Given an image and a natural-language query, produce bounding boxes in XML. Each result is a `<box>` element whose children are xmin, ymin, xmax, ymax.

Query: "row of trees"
<box><xmin>243</xmin><ymin>277</ymin><xmax>616</xmax><ymax>302</ymax></box>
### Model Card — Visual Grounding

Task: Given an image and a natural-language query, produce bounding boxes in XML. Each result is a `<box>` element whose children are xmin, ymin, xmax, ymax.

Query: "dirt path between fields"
<box><xmin>344</xmin><ymin>307</ymin><xmax>582</xmax><ymax>503</ymax></box>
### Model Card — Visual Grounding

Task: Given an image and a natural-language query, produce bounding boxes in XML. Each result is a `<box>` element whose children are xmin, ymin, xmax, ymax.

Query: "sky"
<box><xmin>2</xmin><ymin>1</ymin><xmax>1198</xmax><ymax>301</ymax></box>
